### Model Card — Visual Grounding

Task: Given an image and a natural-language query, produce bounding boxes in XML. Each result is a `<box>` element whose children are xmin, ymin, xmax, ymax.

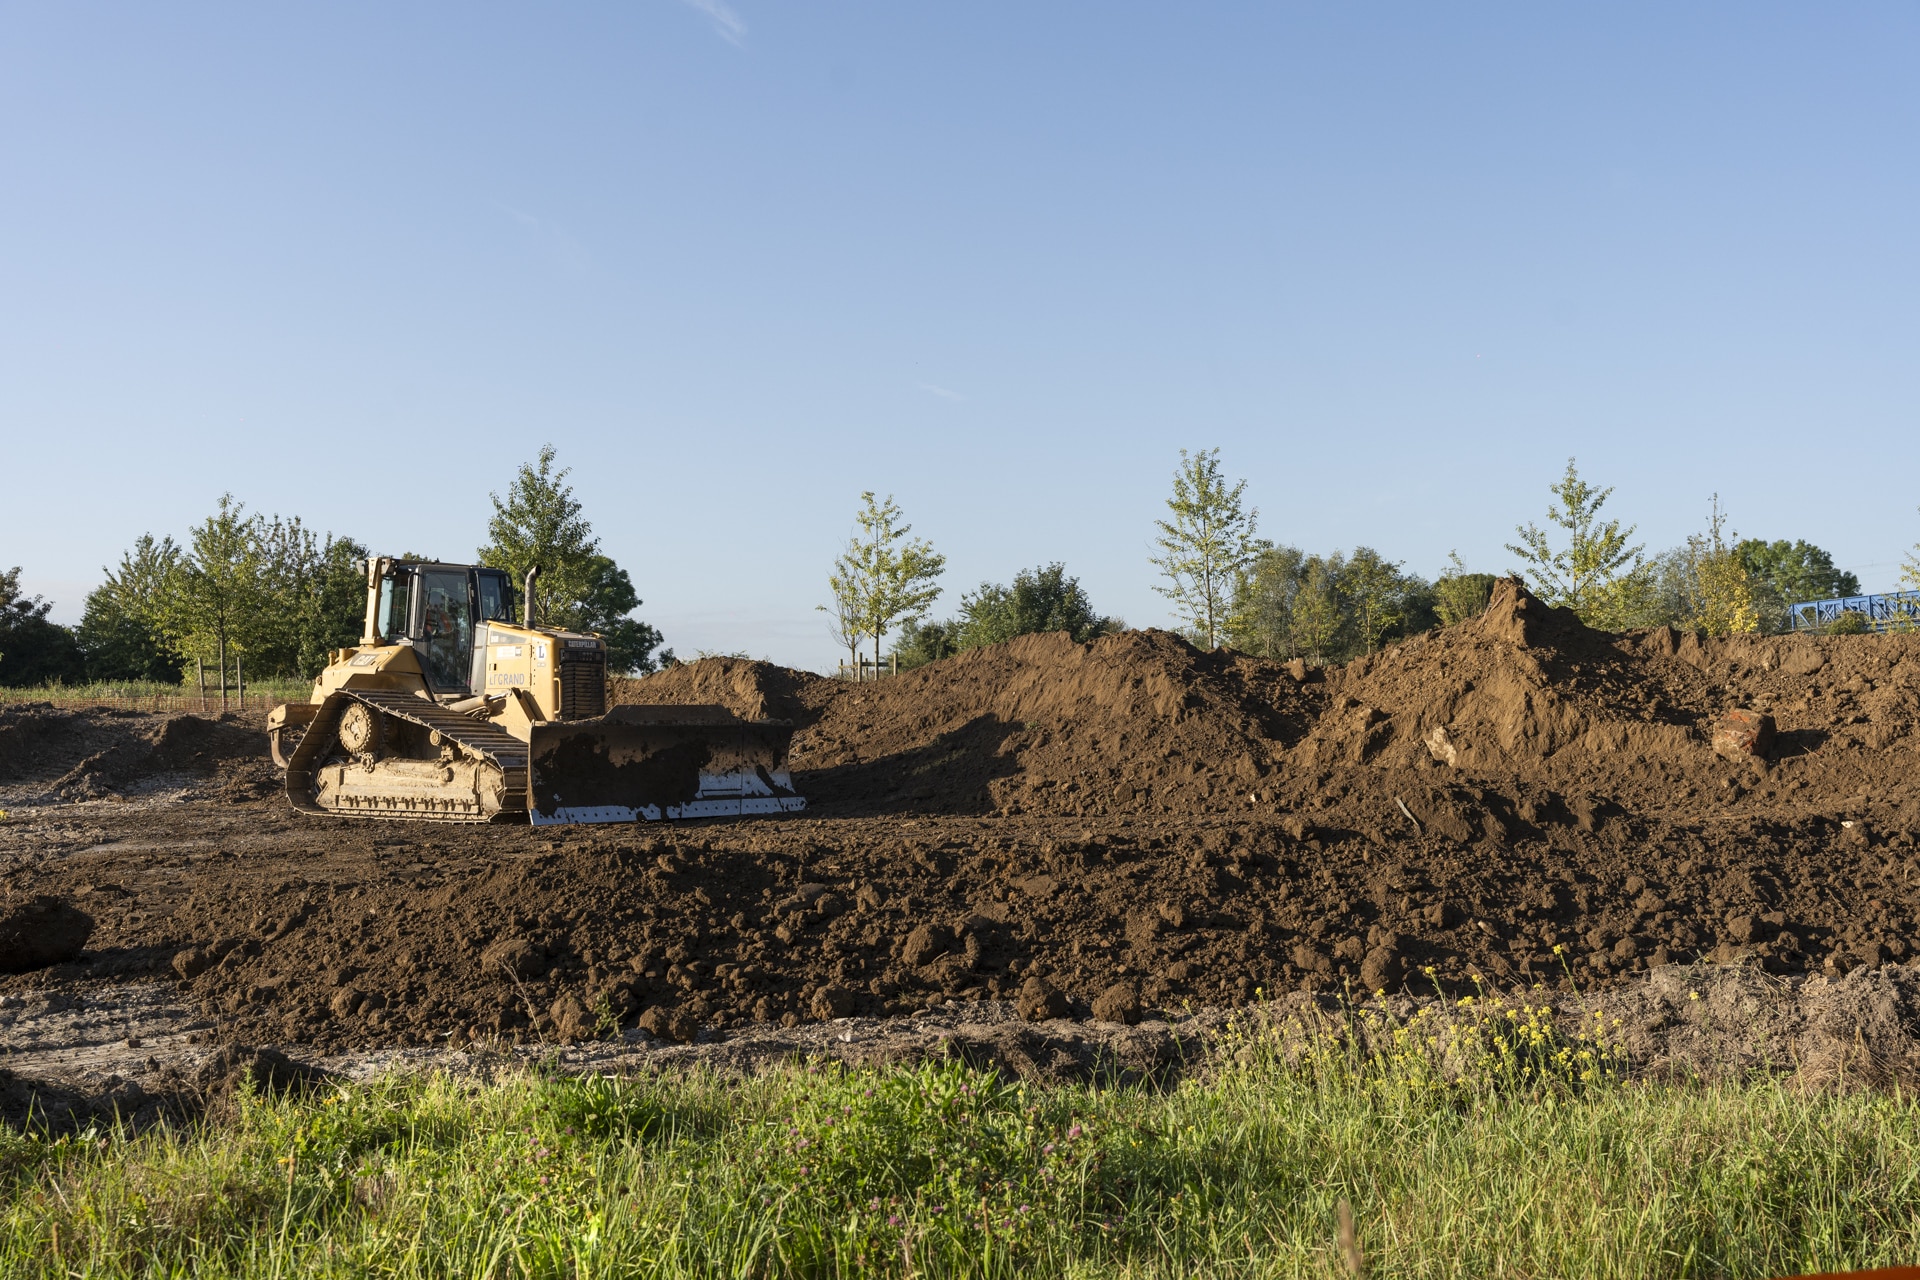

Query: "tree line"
<box><xmin>820</xmin><ymin>451</ymin><xmax>1914</xmax><ymax>675</ymax></box>
<box><xmin>0</xmin><ymin>446</ymin><xmax>668</xmax><ymax>688</ymax></box>
<box><xmin>1152</xmin><ymin>451</ymin><xmax>1896</xmax><ymax>653</ymax></box>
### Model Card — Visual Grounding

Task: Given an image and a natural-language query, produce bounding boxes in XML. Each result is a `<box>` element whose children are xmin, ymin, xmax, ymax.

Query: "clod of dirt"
<box><xmin>1016</xmin><ymin>975</ymin><xmax>1070</xmax><ymax>1022</ymax></box>
<box><xmin>481</xmin><ymin>937</ymin><xmax>548</xmax><ymax>979</ymax></box>
<box><xmin>811</xmin><ymin>985</ymin><xmax>856</xmax><ymax>1019</ymax></box>
<box><xmin>638</xmin><ymin>1005</ymin><xmax>698</xmax><ymax>1044</ymax></box>
<box><xmin>1360</xmin><ymin>945</ymin><xmax>1402</xmax><ymax>993</ymax></box>
<box><xmin>549</xmin><ymin>993</ymin><xmax>594</xmax><ymax>1041</ymax></box>
<box><xmin>0</xmin><ymin>896</ymin><xmax>92</xmax><ymax>972</ymax></box>
<box><xmin>195</xmin><ymin>1045</ymin><xmax>335</xmax><ymax>1098</ymax></box>
<box><xmin>901</xmin><ymin>924</ymin><xmax>952</xmax><ymax>967</ymax></box>
<box><xmin>1091</xmin><ymin>983</ymin><xmax>1141</xmax><ymax>1025</ymax></box>
<box><xmin>170</xmin><ymin>939</ymin><xmax>239</xmax><ymax>982</ymax></box>
<box><xmin>1712</xmin><ymin>709</ymin><xmax>1776</xmax><ymax>761</ymax></box>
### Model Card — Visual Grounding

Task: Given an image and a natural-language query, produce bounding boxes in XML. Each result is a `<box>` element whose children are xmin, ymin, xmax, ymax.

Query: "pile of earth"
<box><xmin>0</xmin><ymin>706</ymin><xmax>272</xmax><ymax>804</ymax></box>
<box><xmin>613</xmin><ymin>580</ymin><xmax>1920</xmax><ymax>835</ymax></box>
<box><xmin>2</xmin><ymin>577</ymin><xmax>1917</xmax><ymax>1053</ymax></box>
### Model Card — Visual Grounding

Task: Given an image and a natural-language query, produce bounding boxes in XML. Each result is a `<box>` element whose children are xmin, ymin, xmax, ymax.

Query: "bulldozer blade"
<box><xmin>526</xmin><ymin>704</ymin><xmax>806</xmax><ymax>826</ymax></box>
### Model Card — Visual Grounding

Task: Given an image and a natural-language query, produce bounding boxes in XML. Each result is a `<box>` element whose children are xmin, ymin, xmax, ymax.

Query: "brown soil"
<box><xmin>1</xmin><ymin>579</ymin><xmax>1917</xmax><ymax>1059</ymax></box>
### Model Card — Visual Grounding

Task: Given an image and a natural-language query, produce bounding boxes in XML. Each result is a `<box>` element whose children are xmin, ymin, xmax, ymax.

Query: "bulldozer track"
<box><xmin>285</xmin><ymin>688</ymin><xmax>530</xmax><ymax>823</ymax></box>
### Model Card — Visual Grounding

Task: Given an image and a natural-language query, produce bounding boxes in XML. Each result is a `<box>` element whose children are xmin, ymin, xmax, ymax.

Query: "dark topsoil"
<box><xmin>1</xmin><ymin>580</ymin><xmax>1917</xmax><ymax>1058</ymax></box>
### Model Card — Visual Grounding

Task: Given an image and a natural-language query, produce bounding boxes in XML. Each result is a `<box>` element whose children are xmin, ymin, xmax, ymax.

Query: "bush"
<box><xmin>1433</xmin><ymin>572</ymin><xmax>1498</xmax><ymax>626</ymax></box>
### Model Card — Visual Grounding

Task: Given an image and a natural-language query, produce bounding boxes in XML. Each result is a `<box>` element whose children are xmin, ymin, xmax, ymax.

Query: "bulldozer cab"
<box><xmin>370</xmin><ymin>562</ymin><xmax>517</xmax><ymax>695</ymax></box>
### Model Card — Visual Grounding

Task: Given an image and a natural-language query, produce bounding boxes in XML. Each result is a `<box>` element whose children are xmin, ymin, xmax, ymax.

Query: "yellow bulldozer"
<box><xmin>266</xmin><ymin>557</ymin><xmax>805</xmax><ymax>825</ymax></box>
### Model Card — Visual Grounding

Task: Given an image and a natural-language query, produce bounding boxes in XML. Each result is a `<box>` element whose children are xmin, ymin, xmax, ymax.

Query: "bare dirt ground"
<box><xmin>4</xmin><ymin>579</ymin><xmax>1919</xmax><ymax>1124</ymax></box>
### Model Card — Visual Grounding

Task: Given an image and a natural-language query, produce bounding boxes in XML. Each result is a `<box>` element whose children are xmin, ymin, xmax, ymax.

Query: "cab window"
<box><xmin>377</xmin><ymin>571</ymin><xmax>411</xmax><ymax>642</ymax></box>
<box><xmin>417</xmin><ymin>570</ymin><xmax>474</xmax><ymax>692</ymax></box>
<box><xmin>477</xmin><ymin>571</ymin><xmax>513</xmax><ymax>623</ymax></box>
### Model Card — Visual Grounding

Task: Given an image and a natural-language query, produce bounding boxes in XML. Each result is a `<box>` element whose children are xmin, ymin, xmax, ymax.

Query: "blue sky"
<box><xmin>4</xmin><ymin>3</ymin><xmax>1916</xmax><ymax>671</ymax></box>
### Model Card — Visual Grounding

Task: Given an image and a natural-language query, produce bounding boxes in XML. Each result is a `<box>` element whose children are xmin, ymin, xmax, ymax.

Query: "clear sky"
<box><xmin>4</xmin><ymin>3</ymin><xmax>1916</xmax><ymax>672</ymax></box>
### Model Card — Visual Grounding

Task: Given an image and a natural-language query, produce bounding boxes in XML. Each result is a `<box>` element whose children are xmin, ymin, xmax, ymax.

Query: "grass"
<box><xmin>0</xmin><ymin>677</ymin><xmax>313</xmax><ymax>711</ymax></box>
<box><xmin>5</xmin><ymin>999</ymin><xmax>1920</xmax><ymax>1277</ymax></box>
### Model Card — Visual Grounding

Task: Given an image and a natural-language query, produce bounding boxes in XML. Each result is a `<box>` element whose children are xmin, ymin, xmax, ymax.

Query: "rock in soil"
<box><xmin>1712</xmin><ymin>708</ymin><xmax>1776</xmax><ymax>760</ymax></box>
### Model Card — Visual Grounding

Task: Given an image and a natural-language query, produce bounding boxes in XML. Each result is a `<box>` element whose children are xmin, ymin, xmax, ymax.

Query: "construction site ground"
<box><xmin>4</xmin><ymin>579</ymin><xmax>1920</xmax><ymax>1121</ymax></box>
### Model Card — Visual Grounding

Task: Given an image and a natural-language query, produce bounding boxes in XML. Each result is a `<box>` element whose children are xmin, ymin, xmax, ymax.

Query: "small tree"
<box><xmin>161</xmin><ymin>494</ymin><xmax>266</xmax><ymax>684</ymax></box>
<box><xmin>479</xmin><ymin>445</ymin><xmax>598</xmax><ymax>628</ymax></box>
<box><xmin>1676</xmin><ymin>497</ymin><xmax>1759</xmax><ymax>636</ymax></box>
<box><xmin>834</xmin><ymin>492</ymin><xmax>946</xmax><ymax>665</ymax></box>
<box><xmin>479</xmin><ymin>445</ymin><xmax>667</xmax><ymax>673</ymax></box>
<box><xmin>1432</xmin><ymin>551</ymin><xmax>1497</xmax><ymax>627</ymax></box>
<box><xmin>1152</xmin><ymin>448</ymin><xmax>1258</xmax><ymax>648</ymax></box>
<box><xmin>1506</xmin><ymin>459</ymin><xmax>1651</xmax><ymax>630</ymax></box>
<box><xmin>248</xmin><ymin>515</ymin><xmax>370</xmax><ymax>676</ymax></box>
<box><xmin>820</xmin><ymin>536</ymin><xmax>865</xmax><ymax>671</ymax></box>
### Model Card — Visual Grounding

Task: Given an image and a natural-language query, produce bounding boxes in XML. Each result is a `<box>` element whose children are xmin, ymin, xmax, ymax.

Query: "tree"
<box><xmin>1675</xmin><ymin>497</ymin><xmax>1760</xmax><ymax>636</ymax></box>
<box><xmin>478</xmin><ymin>445</ymin><xmax>668</xmax><ymax>674</ymax></box>
<box><xmin>578</xmin><ymin>555</ymin><xmax>671</xmax><ymax>675</ymax></box>
<box><xmin>1344</xmin><ymin>547</ymin><xmax>1410</xmax><ymax>655</ymax></box>
<box><xmin>952</xmin><ymin>563</ymin><xmax>1113</xmax><ymax>651</ymax></box>
<box><xmin>891</xmin><ymin>619</ymin><xmax>958</xmax><ymax>669</ymax></box>
<box><xmin>76</xmin><ymin>534</ymin><xmax>185</xmax><ymax>681</ymax></box>
<box><xmin>832</xmin><ymin>492</ymin><xmax>946</xmax><ymax>665</ymax></box>
<box><xmin>0</xmin><ymin>568</ymin><xmax>84</xmax><ymax>687</ymax></box>
<box><xmin>160</xmin><ymin>494</ymin><xmax>266</xmax><ymax>685</ymax></box>
<box><xmin>1506</xmin><ymin>459</ymin><xmax>1651</xmax><ymax>631</ymax></box>
<box><xmin>819</xmin><ymin>537</ymin><xmax>865</xmax><ymax>671</ymax></box>
<box><xmin>1232</xmin><ymin>545</ymin><xmax>1430</xmax><ymax>663</ymax></box>
<box><xmin>291</xmin><ymin>533</ymin><xmax>372</xmax><ymax>675</ymax></box>
<box><xmin>248</xmin><ymin>515</ymin><xmax>369</xmax><ymax>676</ymax></box>
<box><xmin>1290</xmin><ymin>553</ymin><xmax>1349</xmax><ymax>663</ymax></box>
<box><xmin>1735</xmin><ymin>538</ymin><xmax>1860</xmax><ymax>606</ymax></box>
<box><xmin>1229</xmin><ymin>544</ymin><xmax>1309</xmax><ymax>658</ymax></box>
<box><xmin>1432</xmin><ymin>551</ymin><xmax>1497</xmax><ymax>627</ymax></box>
<box><xmin>892</xmin><ymin>563</ymin><xmax>1115</xmax><ymax>668</ymax></box>
<box><xmin>1152</xmin><ymin>449</ymin><xmax>1258</xmax><ymax>649</ymax></box>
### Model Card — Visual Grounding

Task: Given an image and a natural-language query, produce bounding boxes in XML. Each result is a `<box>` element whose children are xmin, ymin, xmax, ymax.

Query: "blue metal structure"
<box><xmin>1785</xmin><ymin>590</ymin><xmax>1920</xmax><ymax>633</ymax></box>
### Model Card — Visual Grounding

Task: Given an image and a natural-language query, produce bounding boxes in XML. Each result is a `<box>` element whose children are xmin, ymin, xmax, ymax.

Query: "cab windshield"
<box><xmin>418</xmin><ymin>570</ymin><xmax>473</xmax><ymax>692</ymax></box>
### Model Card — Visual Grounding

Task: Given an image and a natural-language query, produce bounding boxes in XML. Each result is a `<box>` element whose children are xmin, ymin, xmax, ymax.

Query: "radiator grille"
<box><xmin>558</xmin><ymin>647</ymin><xmax>607</xmax><ymax>720</ymax></box>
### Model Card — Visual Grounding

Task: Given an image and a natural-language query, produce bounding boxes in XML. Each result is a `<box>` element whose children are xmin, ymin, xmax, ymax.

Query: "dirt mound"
<box><xmin>622</xmin><ymin>629</ymin><xmax>1311</xmax><ymax>817</ymax></box>
<box><xmin>0</xmin><ymin>896</ymin><xmax>92</xmax><ymax>972</ymax></box>
<box><xmin>618</xmin><ymin>597</ymin><xmax>1919</xmax><ymax>837</ymax></box>
<box><xmin>614</xmin><ymin>659</ymin><xmax>825</xmax><ymax>726</ymax></box>
<box><xmin>0</xmin><ymin>707</ymin><xmax>269</xmax><ymax>802</ymax></box>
